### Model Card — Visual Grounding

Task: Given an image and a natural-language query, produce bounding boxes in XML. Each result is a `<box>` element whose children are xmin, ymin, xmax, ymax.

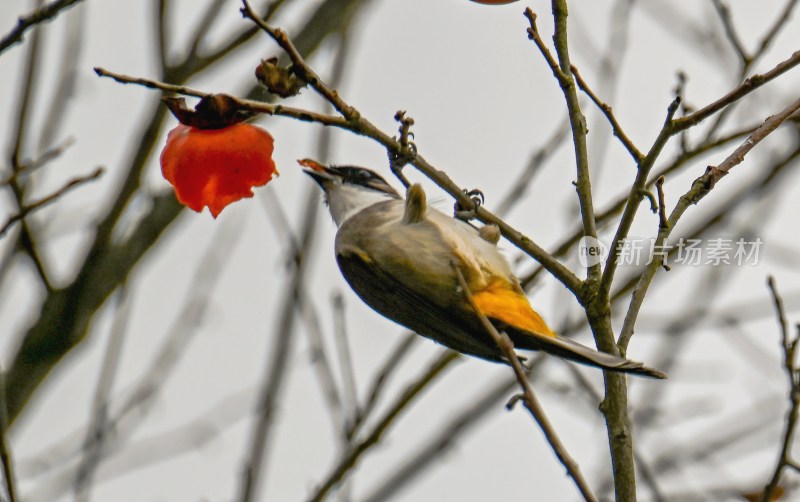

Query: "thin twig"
<box><xmin>94</xmin><ymin>66</ymin><xmax>349</xmax><ymax>128</ymax></box>
<box><xmin>236</xmin><ymin>185</ymin><xmax>320</xmax><ymax>502</ymax></box>
<box><xmin>0</xmin><ymin>167</ymin><xmax>104</xmax><ymax>238</ymax></box>
<box><xmin>585</xmin><ymin>0</ymin><xmax>638</xmax><ymax>183</ymax></box>
<box><xmin>672</xmin><ymin>49</ymin><xmax>800</xmax><ymax>132</ymax></box>
<box><xmin>182</xmin><ymin>0</ymin><xmax>227</xmax><ymax>66</ymax></box>
<box><xmin>361</xmin><ymin>355</ymin><xmax>547</xmax><ymax>502</ymax></box>
<box><xmin>297</xmin><ymin>286</ymin><xmax>345</xmax><ymax>434</ymax></box>
<box><xmin>640</xmin><ymin>188</ymin><xmax>658</xmax><ymax>213</ymax></box>
<box><xmin>599</xmin><ymin>96</ymin><xmax>681</xmax><ymax>302</ymax></box>
<box><xmin>655</xmin><ymin>176</ymin><xmax>669</xmax><ymax>231</ymax></box>
<box><xmin>331</xmin><ymin>293</ymin><xmax>359</xmax><ymax>434</ymax></box>
<box><xmin>496</xmin><ymin>117</ymin><xmax>570</xmax><ymax>217</ymax></box>
<box><xmin>347</xmin><ymin>333</ymin><xmax>418</xmax><ymax>439</ymax></box>
<box><xmin>307</xmin><ymin>350</ymin><xmax>459</xmax><ymax>502</ymax></box>
<box><xmin>0</xmin><ymin>0</ymin><xmax>85</xmax><ymax>55</ymax></box>
<box><xmin>74</xmin><ymin>284</ymin><xmax>132</xmax><ymax>502</ymax></box>
<box><xmin>240</xmin><ymin>0</ymin><xmax>359</xmax><ymax>120</ymax></box>
<box><xmin>0</xmin><ymin>366</ymin><xmax>17</xmax><ymax>502</ymax></box>
<box><xmin>0</xmin><ymin>137</ymin><xmax>75</xmax><ymax>186</ymax></box>
<box><xmin>5</xmin><ymin>0</ymin><xmax>52</xmax><ymax>291</ymax></box>
<box><xmin>711</xmin><ymin>0</ymin><xmax>751</xmax><ymax>65</ymax></box>
<box><xmin>713</xmin><ymin>97</ymin><xmax>800</xmax><ymax>179</ymax></box>
<box><xmin>37</xmin><ymin>6</ymin><xmax>84</xmax><ymax>152</ymax></box>
<box><xmin>520</xmin><ymin>121</ymin><xmax>758</xmax><ymax>288</ymax></box>
<box><xmin>609</xmin><ymin>144</ymin><xmax>800</xmax><ymax>317</ymax></box>
<box><xmin>571</xmin><ymin>63</ymin><xmax>644</xmax><ymax>163</ymax></box>
<box><xmin>452</xmin><ymin>264</ymin><xmax>597</xmax><ymax>502</ymax></box>
<box><xmin>600</xmin><ymin>48</ymin><xmax>800</xmax><ymax>301</ymax></box>
<box><xmin>155</xmin><ymin>0</ymin><xmax>169</xmax><ymax>69</ymax></box>
<box><xmin>525</xmin><ymin>5</ymin><xmax>599</xmax><ymax>276</ymax></box>
<box><xmin>9</xmin><ymin>0</ymin><xmax>44</xmax><ymax>169</ymax></box>
<box><xmin>523</xmin><ymin>9</ymin><xmax>569</xmax><ymax>87</ymax></box>
<box><xmin>761</xmin><ymin>277</ymin><xmax>800</xmax><ymax>502</ymax></box>
<box><xmin>752</xmin><ymin>0</ymin><xmax>799</xmax><ymax>67</ymax></box>
<box><xmin>617</xmin><ymin>97</ymin><xmax>800</xmax><ymax>352</ymax></box>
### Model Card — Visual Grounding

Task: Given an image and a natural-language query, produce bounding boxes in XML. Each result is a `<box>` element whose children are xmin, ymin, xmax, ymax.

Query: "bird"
<box><xmin>300</xmin><ymin>159</ymin><xmax>666</xmax><ymax>379</ymax></box>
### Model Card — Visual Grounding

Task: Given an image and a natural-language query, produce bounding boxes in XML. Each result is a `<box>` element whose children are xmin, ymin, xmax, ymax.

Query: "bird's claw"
<box><xmin>389</xmin><ymin>110</ymin><xmax>418</xmax><ymax>187</ymax></box>
<box><xmin>454</xmin><ymin>188</ymin><xmax>485</xmax><ymax>221</ymax></box>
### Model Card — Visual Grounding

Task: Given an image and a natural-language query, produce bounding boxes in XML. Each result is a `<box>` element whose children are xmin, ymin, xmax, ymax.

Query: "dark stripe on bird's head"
<box><xmin>299</xmin><ymin>159</ymin><xmax>400</xmax><ymax>199</ymax></box>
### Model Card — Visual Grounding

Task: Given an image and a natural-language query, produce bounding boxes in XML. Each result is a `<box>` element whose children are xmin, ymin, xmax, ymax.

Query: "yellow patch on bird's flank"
<box><xmin>471</xmin><ymin>282</ymin><xmax>556</xmax><ymax>338</ymax></box>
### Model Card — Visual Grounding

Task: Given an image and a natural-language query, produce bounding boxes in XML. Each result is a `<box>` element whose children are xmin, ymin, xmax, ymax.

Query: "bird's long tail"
<box><xmin>470</xmin><ymin>283</ymin><xmax>665</xmax><ymax>378</ymax></box>
<box><xmin>507</xmin><ymin>328</ymin><xmax>667</xmax><ymax>379</ymax></box>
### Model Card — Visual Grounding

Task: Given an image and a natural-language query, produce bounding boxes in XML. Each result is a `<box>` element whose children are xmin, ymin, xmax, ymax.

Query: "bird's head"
<box><xmin>299</xmin><ymin>159</ymin><xmax>400</xmax><ymax>226</ymax></box>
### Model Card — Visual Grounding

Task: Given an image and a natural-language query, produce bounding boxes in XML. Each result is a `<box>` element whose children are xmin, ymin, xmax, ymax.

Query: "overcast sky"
<box><xmin>1</xmin><ymin>1</ymin><xmax>799</xmax><ymax>501</ymax></box>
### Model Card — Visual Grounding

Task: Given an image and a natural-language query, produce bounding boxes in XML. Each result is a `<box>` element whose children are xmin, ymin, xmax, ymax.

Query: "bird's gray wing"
<box><xmin>335</xmin><ymin>243</ymin><xmax>504</xmax><ymax>361</ymax></box>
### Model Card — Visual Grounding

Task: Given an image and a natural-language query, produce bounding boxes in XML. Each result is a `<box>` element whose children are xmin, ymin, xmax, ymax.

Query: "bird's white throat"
<box><xmin>326</xmin><ymin>182</ymin><xmax>397</xmax><ymax>227</ymax></box>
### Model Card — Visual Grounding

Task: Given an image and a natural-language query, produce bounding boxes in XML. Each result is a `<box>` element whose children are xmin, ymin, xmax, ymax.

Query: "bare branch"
<box><xmin>655</xmin><ymin>176</ymin><xmax>669</xmax><ymax>232</ymax></box>
<box><xmin>617</xmin><ymin>97</ymin><xmax>800</xmax><ymax>352</ymax></box>
<box><xmin>524</xmin><ymin>9</ymin><xmax>569</xmax><ymax>86</ymax></box>
<box><xmin>711</xmin><ymin>0</ymin><xmax>751</xmax><ymax>65</ymax></box>
<box><xmin>37</xmin><ymin>6</ymin><xmax>84</xmax><ymax>151</ymax></box>
<box><xmin>525</xmin><ymin>6</ymin><xmax>599</xmax><ymax>274</ymax></box>
<box><xmin>361</xmin><ymin>357</ymin><xmax>546</xmax><ymax>502</ymax></box>
<box><xmin>520</xmin><ymin>121</ymin><xmax>758</xmax><ymax>289</ymax></box>
<box><xmin>0</xmin><ymin>367</ymin><xmax>17</xmax><ymax>502</ymax></box>
<box><xmin>752</xmin><ymin>0</ymin><xmax>800</xmax><ymax>66</ymax></box>
<box><xmin>0</xmin><ymin>167</ymin><xmax>104</xmax><ymax>238</ymax></box>
<box><xmin>599</xmin><ymin>96</ymin><xmax>681</xmax><ymax>302</ymax></box>
<box><xmin>496</xmin><ymin>117</ymin><xmax>570</xmax><ymax>217</ymax></box>
<box><xmin>240</xmin><ymin>0</ymin><xmax>359</xmax><ymax>121</ymax></box>
<box><xmin>761</xmin><ymin>278</ymin><xmax>800</xmax><ymax>502</ymax></box>
<box><xmin>599</xmin><ymin>49</ymin><xmax>799</xmax><ymax>303</ymax></box>
<box><xmin>182</xmin><ymin>0</ymin><xmax>227</xmax><ymax>66</ymax></box>
<box><xmin>307</xmin><ymin>351</ymin><xmax>459</xmax><ymax>502</ymax></box>
<box><xmin>0</xmin><ymin>0</ymin><xmax>85</xmax><ymax>55</ymax></box>
<box><xmin>453</xmin><ymin>265</ymin><xmax>597</xmax><ymax>502</ymax></box>
<box><xmin>712</xmin><ymin>98</ymin><xmax>800</xmax><ymax>179</ymax></box>
<box><xmin>236</xmin><ymin>186</ymin><xmax>321</xmax><ymax>502</ymax></box>
<box><xmin>74</xmin><ymin>285</ymin><xmax>132</xmax><ymax>502</ymax></box>
<box><xmin>673</xmin><ymin>49</ymin><xmax>800</xmax><ymax>132</ymax></box>
<box><xmin>346</xmin><ymin>333</ymin><xmax>418</xmax><ymax>439</ymax></box>
<box><xmin>93</xmin><ymin>67</ymin><xmax>349</xmax><ymax>128</ymax></box>
<box><xmin>572</xmin><ymin>63</ymin><xmax>644</xmax><ymax>163</ymax></box>
<box><xmin>154</xmin><ymin>0</ymin><xmax>168</xmax><ymax>69</ymax></box>
<box><xmin>0</xmin><ymin>137</ymin><xmax>75</xmax><ymax>186</ymax></box>
<box><xmin>331</xmin><ymin>293</ymin><xmax>359</xmax><ymax>431</ymax></box>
